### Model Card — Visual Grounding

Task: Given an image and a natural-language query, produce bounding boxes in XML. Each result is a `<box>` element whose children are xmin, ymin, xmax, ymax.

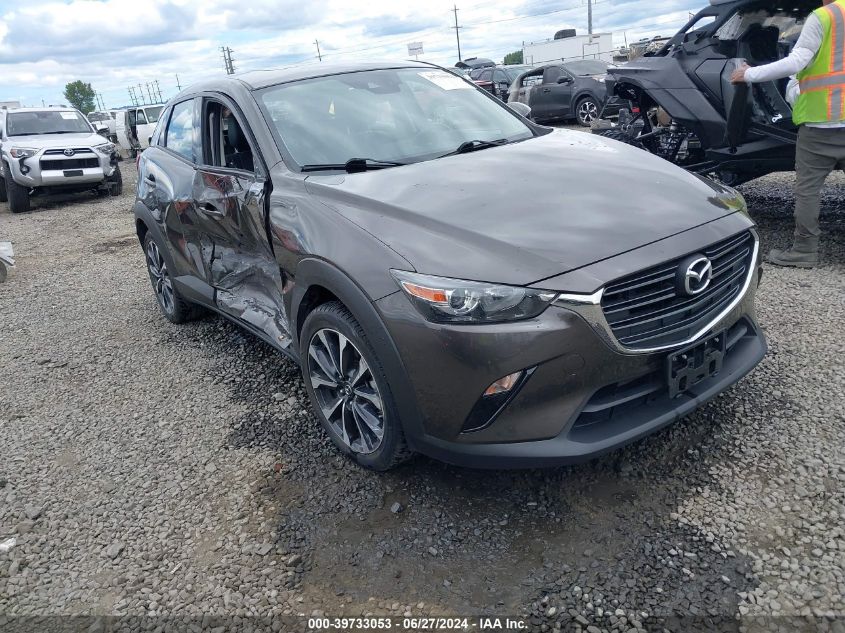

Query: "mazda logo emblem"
<box><xmin>677</xmin><ymin>255</ymin><xmax>713</xmax><ymax>296</ymax></box>
<box><xmin>63</xmin><ymin>148</ymin><xmax>75</xmax><ymax>156</ymax></box>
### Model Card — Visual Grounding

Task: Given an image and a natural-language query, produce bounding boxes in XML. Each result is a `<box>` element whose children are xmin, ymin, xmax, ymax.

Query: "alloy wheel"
<box><xmin>578</xmin><ymin>99</ymin><xmax>599</xmax><ymax>125</ymax></box>
<box><xmin>146</xmin><ymin>240</ymin><xmax>174</xmax><ymax>315</ymax></box>
<box><xmin>307</xmin><ymin>328</ymin><xmax>385</xmax><ymax>454</ymax></box>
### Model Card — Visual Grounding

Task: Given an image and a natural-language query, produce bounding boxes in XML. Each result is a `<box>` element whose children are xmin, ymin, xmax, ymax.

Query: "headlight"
<box><xmin>9</xmin><ymin>147</ymin><xmax>37</xmax><ymax>159</ymax></box>
<box><xmin>94</xmin><ymin>143</ymin><xmax>116</xmax><ymax>155</ymax></box>
<box><xmin>391</xmin><ymin>270</ymin><xmax>558</xmax><ymax>324</ymax></box>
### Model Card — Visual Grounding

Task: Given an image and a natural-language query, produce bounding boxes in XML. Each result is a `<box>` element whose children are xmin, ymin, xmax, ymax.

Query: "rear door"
<box><xmin>193</xmin><ymin>94</ymin><xmax>291</xmax><ymax>348</ymax></box>
<box><xmin>138</xmin><ymin>98</ymin><xmax>214</xmax><ymax>290</ymax></box>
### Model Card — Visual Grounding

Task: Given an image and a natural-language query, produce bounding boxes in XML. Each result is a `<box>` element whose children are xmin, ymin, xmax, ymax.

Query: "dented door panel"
<box><xmin>193</xmin><ymin>168</ymin><xmax>292</xmax><ymax>349</ymax></box>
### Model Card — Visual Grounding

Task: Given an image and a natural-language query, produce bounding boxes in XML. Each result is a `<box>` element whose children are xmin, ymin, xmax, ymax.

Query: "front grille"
<box><xmin>39</xmin><ymin>158</ymin><xmax>99</xmax><ymax>170</ymax></box>
<box><xmin>43</xmin><ymin>148</ymin><xmax>92</xmax><ymax>155</ymax></box>
<box><xmin>600</xmin><ymin>231</ymin><xmax>755</xmax><ymax>350</ymax></box>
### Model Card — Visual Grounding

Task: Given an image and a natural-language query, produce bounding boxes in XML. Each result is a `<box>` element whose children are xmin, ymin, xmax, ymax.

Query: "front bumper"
<box><xmin>375</xmin><ymin>248</ymin><xmax>766</xmax><ymax>469</ymax></box>
<box><xmin>7</xmin><ymin>149</ymin><xmax>115</xmax><ymax>188</ymax></box>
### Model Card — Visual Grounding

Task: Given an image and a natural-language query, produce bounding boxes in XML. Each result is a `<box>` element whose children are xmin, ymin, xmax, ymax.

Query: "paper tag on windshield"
<box><xmin>418</xmin><ymin>71</ymin><xmax>471</xmax><ymax>90</ymax></box>
<box><xmin>60</xmin><ymin>112</ymin><xmax>77</xmax><ymax>119</ymax></box>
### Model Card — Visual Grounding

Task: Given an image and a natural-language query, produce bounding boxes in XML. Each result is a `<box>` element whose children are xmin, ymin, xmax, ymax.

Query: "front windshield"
<box><xmin>563</xmin><ymin>60</ymin><xmax>610</xmax><ymax>75</ymax></box>
<box><xmin>259</xmin><ymin>67</ymin><xmax>533</xmax><ymax>168</ymax></box>
<box><xmin>145</xmin><ymin>106</ymin><xmax>164</xmax><ymax>123</ymax></box>
<box><xmin>6</xmin><ymin>111</ymin><xmax>92</xmax><ymax>136</ymax></box>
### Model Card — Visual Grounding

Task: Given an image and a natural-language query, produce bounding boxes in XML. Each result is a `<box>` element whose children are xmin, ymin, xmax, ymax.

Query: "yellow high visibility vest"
<box><xmin>794</xmin><ymin>0</ymin><xmax>845</xmax><ymax>125</ymax></box>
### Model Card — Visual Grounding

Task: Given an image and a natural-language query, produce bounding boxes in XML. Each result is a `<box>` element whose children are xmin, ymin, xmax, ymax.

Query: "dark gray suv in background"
<box><xmin>133</xmin><ymin>61</ymin><xmax>766</xmax><ymax>470</ymax></box>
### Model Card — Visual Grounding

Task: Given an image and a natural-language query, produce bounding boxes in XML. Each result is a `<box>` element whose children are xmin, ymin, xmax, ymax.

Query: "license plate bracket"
<box><xmin>63</xmin><ymin>169</ymin><xmax>83</xmax><ymax>177</ymax></box>
<box><xmin>666</xmin><ymin>330</ymin><xmax>727</xmax><ymax>398</ymax></box>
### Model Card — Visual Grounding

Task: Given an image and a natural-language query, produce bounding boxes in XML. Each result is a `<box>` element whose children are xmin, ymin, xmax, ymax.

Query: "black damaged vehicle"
<box><xmin>134</xmin><ymin>62</ymin><xmax>766</xmax><ymax>471</ymax></box>
<box><xmin>509</xmin><ymin>60</ymin><xmax>622</xmax><ymax>126</ymax></box>
<box><xmin>595</xmin><ymin>0</ymin><xmax>816</xmax><ymax>185</ymax></box>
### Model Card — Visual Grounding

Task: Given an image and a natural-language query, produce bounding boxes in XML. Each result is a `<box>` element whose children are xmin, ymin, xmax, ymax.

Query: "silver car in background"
<box><xmin>0</xmin><ymin>107</ymin><xmax>122</xmax><ymax>213</ymax></box>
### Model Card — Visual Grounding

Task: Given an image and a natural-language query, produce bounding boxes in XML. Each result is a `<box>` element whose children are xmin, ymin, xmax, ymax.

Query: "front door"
<box><xmin>533</xmin><ymin>66</ymin><xmax>574</xmax><ymax>120</ymax></box>
<box><xmin>193</xmin><ymin>95</ymin><xmax>291</xmax><ymax>349</ymax></box>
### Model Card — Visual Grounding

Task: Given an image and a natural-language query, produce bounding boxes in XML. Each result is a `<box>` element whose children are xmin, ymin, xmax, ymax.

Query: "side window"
<box><xmin>493</xmin><ymin>70</ymin><xmax>508</xmax><ymax>83</ymax></box>
<box><xmin>478</xmin><ymin>69</ymin><xmax>492</xmax><ymax>82</ymax></box>
<box><xmin>152</xmin><ymin>106</ymin><xmax>171</xmax><ymax>146</ymax></box>
<box><xmin>543</xmin><ymin>66</ymin><xmax>563</xmax><ymax>84</ymax></box>
<box><xmin>202</xmin><ymin>99</ymin><xmax>255</xmax><ymax>172</ymax></box>
<box><xmin>164</xmin><ymin>100</ymin><xmax>195</xmax><ymax>161</ymax></box>
<box><xmin>136</xmin><ymin>109</ymin><xmax>148</xmax><ymax>125</ymax></box>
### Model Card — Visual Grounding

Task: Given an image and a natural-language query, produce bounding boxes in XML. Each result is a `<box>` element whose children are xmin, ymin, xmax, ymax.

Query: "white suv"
<box><xmin>0</xmin><ymin>106</ymin><xmax>122</xmax><ymax>213</ymax></box>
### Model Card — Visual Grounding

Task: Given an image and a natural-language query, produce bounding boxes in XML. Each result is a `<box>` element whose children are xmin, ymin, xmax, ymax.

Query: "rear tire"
<box><xmin>301</xmin><ymin>301</ymin><xmax>413</xmax><ymax>471</ymax></box>
<box><xmin>4</xmin><ymin>166</ymin><xmax>30</xmax><ymax>214</ymax></box>
<box><xmin>142</xmin><ymin>232</ymin><xmax>203</xmax><ymax>324</ymax></box>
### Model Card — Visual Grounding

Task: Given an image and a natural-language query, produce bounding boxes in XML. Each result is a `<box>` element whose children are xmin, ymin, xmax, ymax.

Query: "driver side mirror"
<box><xmin>557</xmin><ymin>76</ymin><xmax>574</xmax><ymax>84</ymax></box>
<box><xmin>508</xmin><ymin>102</ymin><xmax>532</xmax><ymax>118</ymax></box>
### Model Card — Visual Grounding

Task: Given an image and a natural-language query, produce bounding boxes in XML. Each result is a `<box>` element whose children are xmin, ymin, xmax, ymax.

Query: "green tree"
<box><xmin>63</xmin><ymin>80</ymin><xmax>96</xmax><ymax>113</ymax></box>
<box><xmin>503</xmin><ymin>50</ymin><xmax>523</xmax><ymax>65</ymax></box>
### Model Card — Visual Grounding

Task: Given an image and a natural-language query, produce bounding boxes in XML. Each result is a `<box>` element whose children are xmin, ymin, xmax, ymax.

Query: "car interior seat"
<box><xmin>223</xmin><ymin>115</ymin><xmax>254</xmax><ymax>172</ymax></box>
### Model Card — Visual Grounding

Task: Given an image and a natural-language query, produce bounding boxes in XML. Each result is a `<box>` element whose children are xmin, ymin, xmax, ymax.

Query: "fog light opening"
<box><xmin>484</xmin><ymin>371</ymin><xmax>524</xmax><ymax>397</ymax></box>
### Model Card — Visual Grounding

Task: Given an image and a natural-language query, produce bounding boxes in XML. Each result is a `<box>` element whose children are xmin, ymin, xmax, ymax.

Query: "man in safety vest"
<box><xmin>732</xmin><ymin>0</ymin><xmax>845</xmax><ymax>268</ymax></box>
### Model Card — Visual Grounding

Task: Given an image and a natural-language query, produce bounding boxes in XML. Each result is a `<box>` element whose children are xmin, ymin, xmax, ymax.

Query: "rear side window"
<box><xmin>478</xmin><ymin>69</ymin><xmax>492</xmax><ymax>81</ymax></box>
<box><xmin>165</xmin><ymin>100</ymin><xmax>194</xmax><ymax>162</ymax></box>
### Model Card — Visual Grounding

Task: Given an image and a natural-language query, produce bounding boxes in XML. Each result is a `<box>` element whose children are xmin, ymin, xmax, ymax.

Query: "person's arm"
<box><xmin>731</xmin><ymin>15</ymin><xmax>823</xmax><ymax>83</ymax></box>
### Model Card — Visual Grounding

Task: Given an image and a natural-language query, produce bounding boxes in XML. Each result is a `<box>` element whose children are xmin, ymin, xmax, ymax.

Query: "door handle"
<box><xmin>143</xmin><ymin>174</ymin><xmax>156</xmax><ymax>186</ymax></box>
<box><xmin>542</xmin><ymin>87</ymin><xmax>552</xmax><ymax>93</ymax></box>
<box><xmin>200</xmin><ymin>202</ymin><xmax>226</xmax><ymax>218</ymax></box>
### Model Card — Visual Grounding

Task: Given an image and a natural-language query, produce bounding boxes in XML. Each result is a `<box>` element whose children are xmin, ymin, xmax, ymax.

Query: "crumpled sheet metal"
<box><xmin>211</xmin><ymin>246</ymin><xmax>291</xmax><ymax>349</ymax></box>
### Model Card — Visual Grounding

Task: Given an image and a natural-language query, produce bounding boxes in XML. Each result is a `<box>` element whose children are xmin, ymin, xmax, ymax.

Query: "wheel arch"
<box><xmin>291</xmin><ymin>258</ymin><xmax>426</xmax><ymax>446</ymax></box>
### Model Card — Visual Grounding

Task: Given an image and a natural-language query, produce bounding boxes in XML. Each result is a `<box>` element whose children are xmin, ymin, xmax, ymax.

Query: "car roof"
<box><xmin>191</xmin><ymin>61</ymin><xmax>433</xmax><ymax>94</ymax></box>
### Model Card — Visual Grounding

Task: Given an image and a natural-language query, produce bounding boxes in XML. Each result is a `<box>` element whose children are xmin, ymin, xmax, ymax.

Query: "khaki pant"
<box><xmin>794</xmin><ymin>125</ymin><xmax>845</xmax><ymax>240</ymax></box>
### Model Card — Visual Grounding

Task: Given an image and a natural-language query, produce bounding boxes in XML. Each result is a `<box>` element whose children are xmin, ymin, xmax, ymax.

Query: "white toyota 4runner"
<box><xmin>0</xmin><ymin>106</ymin><xmax>123</xmax><ymax>213</ymax></box>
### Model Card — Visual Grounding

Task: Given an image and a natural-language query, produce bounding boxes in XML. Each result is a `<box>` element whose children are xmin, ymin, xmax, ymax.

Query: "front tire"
<box><xmin>4</xmin><ymin>166</ymin><xmax>30</xmax><ymax>214</ymax></box>
<box><xmin>301</xmin><ymin>302</ymin><xmax>412</xmax><ymax>471</ymax></box>
<box><xmin>142</xmin><ymin>233</ymin><xmax>201</xmax><ymax>324</ymax></box>
<box><xmin>575</xmin><ymin>96</ymin><xmax>600</xmax><ymax>127</ymax></box>
<box><xmin>107</xmin><ymin>167</ymin><xmax>123</xmax><ymax>196</ymax></box>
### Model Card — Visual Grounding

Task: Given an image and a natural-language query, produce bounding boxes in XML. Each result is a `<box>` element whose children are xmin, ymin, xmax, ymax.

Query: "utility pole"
<box><xmin>452</xmin><ymin>5</ymin><xmax>462</xmax><ymax>62</ymax></box>
<box><xmin>137</xmin><ymin>83</ymin><xmax>146</xmax><ymax>104</ymax></box>
<box><xmin>221</xmin><ymin>46</ymin><xmax>236</xmax><ymax>74</ymax></box>
<box><xmin>145</xmin><ymin>82</ymin><xmax>155</xmax><ymax>104</ymax></box>
<box><xmin>587</xmin><ymin>0</ymin><xmax>593</xmax><ymax>35</ymax></box>
<box><xmin>314</xmin><ymin>39</ymin><xmax>322</xmax><ymax>61</ymax></box>
<box><xmin>175</xmin><ymin>74</ymin><xmax>182</xmax><ymax>91</ymax></box>
<box><xmin>154</xmin><ymin>80</ymin><xmax>163</xmax><ymax>102</ymax></box>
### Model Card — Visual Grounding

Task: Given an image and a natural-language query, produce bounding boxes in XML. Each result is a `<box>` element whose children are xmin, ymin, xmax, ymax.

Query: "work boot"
<box><xmin>767</xmin><ymin>235</ymin><xmax>819</xmax><ymax>268</ymax></box>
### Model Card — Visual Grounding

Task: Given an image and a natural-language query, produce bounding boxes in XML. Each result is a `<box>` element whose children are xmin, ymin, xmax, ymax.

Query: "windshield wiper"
<box><xmin>438</xmin><ymin>138</ymin><xmax>509</xmax><ymax>158</ymax></box>
<box><xmin>301</xmin><ymin>158</ymin><xmax>406</xmax><ymax>173</ymax></box>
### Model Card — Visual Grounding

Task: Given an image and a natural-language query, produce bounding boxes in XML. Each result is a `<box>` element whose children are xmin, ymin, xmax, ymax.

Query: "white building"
<box><xmin>523</xmin><ymin>32</ymin><xmax>615</xmax><ymax>66</ymax></box>
<box><xmin>0</xmin><ymin>100</ymin><xmax>22</xmax><ymax>109</ymax></box>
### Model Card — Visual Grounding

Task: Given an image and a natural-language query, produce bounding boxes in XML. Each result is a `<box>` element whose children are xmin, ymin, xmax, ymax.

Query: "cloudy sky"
<box><xmin>0</xmin><ymin>0</ymin><xmax>702</xmax><ymax>109</ymax></box>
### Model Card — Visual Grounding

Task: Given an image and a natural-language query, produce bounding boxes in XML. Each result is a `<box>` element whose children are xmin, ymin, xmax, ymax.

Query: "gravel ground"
<box><xmin>0</xmin><ymin>154</ymin><xmax>843</xmax><ymax>633</ymax></box>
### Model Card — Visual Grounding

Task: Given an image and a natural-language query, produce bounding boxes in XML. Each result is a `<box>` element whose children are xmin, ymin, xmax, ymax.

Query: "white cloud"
<box><xmin>0</xmin><ymin>0</ymin><xmax>702</xmax><ymax>107</ymax></box>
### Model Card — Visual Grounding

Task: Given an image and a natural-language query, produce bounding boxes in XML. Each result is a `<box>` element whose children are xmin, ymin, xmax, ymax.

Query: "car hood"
<box><xmin>3</xmin><ymin>132</ymin><xmax>105</xmax><ymax>149</ymax></box>
<box><xmin>305</xmin><ymin>130</ymin><xmax>747</xmax><ymax>288</ymax></box>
